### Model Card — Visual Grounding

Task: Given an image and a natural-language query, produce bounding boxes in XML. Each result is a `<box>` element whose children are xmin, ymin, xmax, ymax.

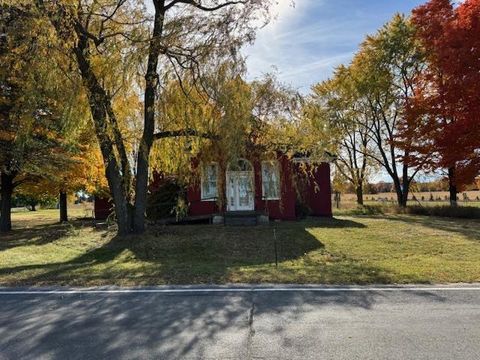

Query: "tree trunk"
<box><xmin>59</xmin><ymin>191</ymin><xmax>68</xmax><ymax>222</ymax></box>
<box><xmin>39</xmin><ymin>1</ymin><xmax>132</xmax><ymax>236</ymax></box>
<box><xmin>401</xmin><ymin>186</ymin><xmax>409</xmax><ymax>208</ymax></box>
<box><xmin>0</xmin><ymin>172</ymin><xmax>14</xmax><ymax>233</ymax></box>
<box><xmin>73</xmin><ymin>42</ymin><xmax>131</xmax><ymax>235</ymax></box>
<box><xmin>133</xmin><ymin>5</ymin><xmax>166</xmax><ymax>234</ymax></box>
<box><xmin>392</xmin><ymin>176</ymin><xmax>405</xmax><ymax>208</ymax></box>
<box><xmin>448</xmin><ymin>167</ymin><xmax>458</xmax><ymax>207</ymax></box>
<box><xmin>133</xmin><ymin>145</ymin><xmax>151</xmax><ymax>233</ymax></box>
<box><xmin>355</xmin><ymin>185</ymin><xmax>364</xmax><ymax>206</ymax></box>
<box><xmin>391</xmin><ymin>165</ymin><xmax>412</xmax><ymax>208</ymax></box>
<box><xmin>31</xmin><ymin>203</ymin><xmax>37</xmax><ymax>212</ymax></box>
<box><xmin>334</xmin><ymin>192</ymin><xmax>341</xmax><ymax>209</ymax></box>
<box><xmin>400</xmin><ymin>163</ymin><xmax>410</xmax><ymax>208</ymax></box>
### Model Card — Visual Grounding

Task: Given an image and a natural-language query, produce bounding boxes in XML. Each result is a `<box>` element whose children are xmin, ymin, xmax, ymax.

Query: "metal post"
<box><xmin>273</xmin><ymin>228</ymin><xmax>278</xmax><ymax>268</ymax></box>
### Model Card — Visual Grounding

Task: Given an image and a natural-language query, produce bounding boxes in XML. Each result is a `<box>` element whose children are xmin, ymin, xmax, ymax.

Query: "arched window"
<box><xmin>228</xmin><ymin>158</ymin><xmax>253</xmax><ymax>172</ymax></box>
<box><xmin>262</xmin><ymin>161</ymin><xmax>280</xmax><ymax>200</ymax></box>
<box><xmin>201</xmin><ymin>162</ymin><xmax>218</xmax><ymax>201</ymax></box>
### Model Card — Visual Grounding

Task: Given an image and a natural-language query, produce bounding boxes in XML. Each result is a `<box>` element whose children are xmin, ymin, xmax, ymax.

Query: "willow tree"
<box><xmin>248</xmin><ymin>74</ymin><xmax>307</xmax><ymax>154</ymax></box>
<box><xmin>152</xmin><ymin>62</ymin><xmax>251</xmax><ymax>170</ymax></box>
<box><xmin>31</xmin><ymin>0</ymin><xmax>274</xmax><ymax>235</ymax></box>
<box><xmin>150</xmin><ymin>61</ymin><xmax>307</xmax><ymax>213</ymax></box>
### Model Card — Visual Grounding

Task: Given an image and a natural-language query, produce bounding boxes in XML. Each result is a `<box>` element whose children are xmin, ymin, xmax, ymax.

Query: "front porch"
<box><xmin>214</xmin><ymin>211</ymin><xmax>270</xmax><ymax>226</ymax></box>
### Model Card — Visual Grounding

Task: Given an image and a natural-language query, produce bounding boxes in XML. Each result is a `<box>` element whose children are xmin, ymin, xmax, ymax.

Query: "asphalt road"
<box><xmin>0</xmin><ymin>285</ymin><xmax>479</xmax><ymax>360</ymax></box>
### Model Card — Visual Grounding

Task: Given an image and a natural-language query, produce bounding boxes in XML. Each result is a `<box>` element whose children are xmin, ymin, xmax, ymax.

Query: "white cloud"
<box><xmin>280</xmin><ymin>53</ymin><xmax>353</xmax><ymax>79</ymax></box>
<box><xmin>244</xmin><ymin>0</ymin><xmax>354</xmax><ymax>92</ymax></box>
<box><xmin>266</xmin><ymin>0</ymin><xmax>315</xmax><ymax>32</ymax></box>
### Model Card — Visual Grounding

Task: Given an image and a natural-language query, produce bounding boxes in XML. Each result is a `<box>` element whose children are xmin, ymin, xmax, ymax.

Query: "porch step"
<box><xmin>225</xmin><ymin>211</ymin><xmax>258</xmax><ymax>217</ymax></box>
<box><xmin>224</xmin><ymin>216</ymin><xmax>257</xmax><ymax>226</ymax></box>
<box><xmin>223</xmin><ymin>211</ymin><xmax>268</xmax><ymax>226</ymax></box>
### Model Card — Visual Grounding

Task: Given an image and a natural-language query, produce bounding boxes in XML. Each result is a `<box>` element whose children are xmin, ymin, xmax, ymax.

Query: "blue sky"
<box><xmin>244</xmin><ymin>0</ymin><xmax>426</xmax><ymax>93</ymax></box>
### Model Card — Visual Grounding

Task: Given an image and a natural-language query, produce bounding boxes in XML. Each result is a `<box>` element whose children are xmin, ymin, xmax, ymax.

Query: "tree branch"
<box><xmin>165</xmin><ymin>0</ymin><xmax>246</xmax><ymax>12</ymax></box>
<box><xmin>153</xmin><ymin>129</ymin><xmax>219</xmax><ymax>140</ymax></box>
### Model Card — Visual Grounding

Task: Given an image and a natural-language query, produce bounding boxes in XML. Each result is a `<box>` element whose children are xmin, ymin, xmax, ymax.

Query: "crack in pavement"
<box><xmin>246</xmin><ymin>293</ymin><xmax>256</xmax><ymax>360</ymax></box>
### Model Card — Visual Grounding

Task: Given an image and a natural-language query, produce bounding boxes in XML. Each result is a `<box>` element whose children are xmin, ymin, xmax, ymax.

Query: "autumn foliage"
<box><xmin>1</xmin><ymin>0</ymin><xmax>479</xmax><ymax>234</ymax></box>
<box><xmin>409</xmin><ymin>0</ymin><xmax>480</xmax><ymax>188</ymax></box>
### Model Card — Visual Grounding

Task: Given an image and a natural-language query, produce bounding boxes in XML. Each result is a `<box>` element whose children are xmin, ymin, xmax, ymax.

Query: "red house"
<box><xmin>95</xmin><ymin>153</ymin><xmax>334</xmax><ymax>223</ymax></box>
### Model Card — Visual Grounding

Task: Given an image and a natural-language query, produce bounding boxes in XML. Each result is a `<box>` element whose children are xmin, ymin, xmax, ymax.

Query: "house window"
<box><xmin>262</xmin><ymin>161</ymin><xmax>280</xmax><ymax>200</ymax></box>
<box><xmin>201</xmin><ymin>163</ymin><xmax>218</xmax><ymax>201</ymax></box>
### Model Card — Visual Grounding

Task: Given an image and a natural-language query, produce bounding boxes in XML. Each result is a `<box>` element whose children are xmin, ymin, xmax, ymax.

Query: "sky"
<box><xmin>244</xmin><ymin>0</ymin><xmax>427</xmax><ymax>93</ymax></box>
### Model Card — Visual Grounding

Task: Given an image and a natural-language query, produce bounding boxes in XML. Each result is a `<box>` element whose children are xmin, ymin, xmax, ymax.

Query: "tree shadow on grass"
<box><xmin>0</xmin><ymin>217</ymin><xmax>409</xmax><ymax>287</ymax></box>
<box><xmin>0</xmin><ymin>219</ymin><xmax>96</xmax><ymax>250</ymax></box>
<box><xmin>304</xmin><ymin>217</ymin><xmax>367</xmax><ymax>229</ymax></box>
<box><xmin>0</xmin><ymin>224</ymin><xmax>323</xmax><ymax>285</ymax></box>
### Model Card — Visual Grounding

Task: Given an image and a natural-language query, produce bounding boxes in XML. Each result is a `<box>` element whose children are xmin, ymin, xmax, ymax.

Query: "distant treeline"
<box><xmin>339</xmin><ymin>180</ymin><xmax>480</xmax><ymax>195</ymax></box>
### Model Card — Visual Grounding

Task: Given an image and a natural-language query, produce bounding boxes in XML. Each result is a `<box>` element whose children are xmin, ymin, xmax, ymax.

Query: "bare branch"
<box><xmin>165</xmin><ymin>0</ymin><xmax>246</xmax><ymax>12</ymax></box>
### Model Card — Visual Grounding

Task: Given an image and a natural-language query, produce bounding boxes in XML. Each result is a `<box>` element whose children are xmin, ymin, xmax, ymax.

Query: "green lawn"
<box><xmin>0</xmin><ymin>209</ymin><xmax>479</xmax><ymax>286</ymax></box>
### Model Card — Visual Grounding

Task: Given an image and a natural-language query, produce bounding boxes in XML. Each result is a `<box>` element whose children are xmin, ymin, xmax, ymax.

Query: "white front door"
<box><xmin>227</xmin><ymin>171</ymin><xmax>254</xmax><ymax>211</ymax></box>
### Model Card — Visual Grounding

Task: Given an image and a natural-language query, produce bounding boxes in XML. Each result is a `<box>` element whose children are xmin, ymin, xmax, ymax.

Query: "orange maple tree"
<box><xmin>408</xmin><ymin>0</ymin><xmax>480</xmax><ymax>203</ymax></box>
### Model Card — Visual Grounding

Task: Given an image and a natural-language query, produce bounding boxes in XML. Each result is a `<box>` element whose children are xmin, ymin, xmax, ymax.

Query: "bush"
<box><xmin>295</xmin><ymin>201</ymin><xmax>312</xmax><ymax>219</ymax></box>
<box><xmin>146</xmin><ymin>180</ymin><xmax>187</xmax><ymax>221</ymax></box>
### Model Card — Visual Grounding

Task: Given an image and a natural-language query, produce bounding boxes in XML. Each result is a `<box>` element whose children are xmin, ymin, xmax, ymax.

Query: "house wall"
<box><xmin>94</xmin><ymin>158</ymin><xmax>333</xmax><ymax>221</ymax></box>
<box><xmin>187</xmin><ymin>182</ymin><xmax>221</xmax><ymax>216</ymax></box>
<box><xmin>94</xmin><ymin>196</ymin><xmax>112</xmax><ymax>220</ymax></box>
<box><xmin>186</xmin><ymin>155</ymin><xmax>332</xmax><ymax>221</ymax></box>
<box><xmin>253</xmin><ymin>155</ymin><xmax>296</xmax><ymax>220</ymax></box>
<box><xmin>296</xmin><ymin>162</ymin><xmax>332</xmax><ymax>217</ymax></box>
<box><xmin>186</xmin><ymin>155</ymin><xmax>297</xmax><ymax>220</ymax></box>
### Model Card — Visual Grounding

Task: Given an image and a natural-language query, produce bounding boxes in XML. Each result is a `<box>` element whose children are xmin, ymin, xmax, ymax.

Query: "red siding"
<box><xmin>186</xmin><ymin>155</ymin><xmax>332</xmax><ymax>221</ymax></box>
<box><xmin>186</xmin><ymin>155</ymin><xmax>297</xmax><ymax>220</ymax></box>
<box><xmin>95</xmin><ymin>157</ymin><xmax>332</xmax><ymax>221</ymax></box>
<box><xmin>187</xmin><ymin>183</ymin><xmax>220</xmax><ymax>216</ymax></box>
<box><xmin>253</xmin><ymin>156</ymin><xmax>296</xmax><ymax>220</ymax></box>
<box><xmin>94</xmin><ymin>196</ymin><xmax>112</xmax><ymax>220</ymax></box>
<box><xmin>299</xmin><ymin>163</ymin><xmax>332</xmax><ymax>217</ymax></box>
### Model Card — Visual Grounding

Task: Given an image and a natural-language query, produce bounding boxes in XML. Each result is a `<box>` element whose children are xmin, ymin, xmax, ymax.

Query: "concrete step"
<box><xmin>225</xmin><ymin>211</ymin><xmax>258</xmax><ymax>217</ymax></box>
<box><xmin>224</xmin><ymin>216</ymin><xmax>257</xmax><ymax>226</ymax></box>
<box><xmin>223</xmin><ymin>211</ymin><xmax>270</xmax><ymax>226</ymax></box>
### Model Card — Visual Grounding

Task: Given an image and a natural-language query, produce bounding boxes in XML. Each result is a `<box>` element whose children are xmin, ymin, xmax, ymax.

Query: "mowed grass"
<box><xmin>335</xmin><ymin>200</ymin><xmax>480</xmax><ymax>212</ymax></box>
<box><xmin>9</xmin><ymin>206</ymin><xmax>93</xmax><ymax>228</ymax></box>
<box><xmin>0</xmin><ymin>209</ymin><xmax>479</xmax><ymax>286</ymax></box>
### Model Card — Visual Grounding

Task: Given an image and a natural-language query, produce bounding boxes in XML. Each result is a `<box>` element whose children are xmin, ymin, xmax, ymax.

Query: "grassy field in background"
<box><xmin>336</xmin><ymin>190</ymin><xmax>480</xmax><ymax>210</ymax></box>
<box><xmin>10</xmin><ymin>205</ymin><xmax>94</xmax><ymax>228</ymax></box>
<box><xmin>0</xmin><ymin>209</ymin><xmax>479</xmax><ymax>286</ymax></box>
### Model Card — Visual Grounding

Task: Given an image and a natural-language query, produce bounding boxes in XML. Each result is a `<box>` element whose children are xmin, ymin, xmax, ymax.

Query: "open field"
<box><xmin>336</xmin><ymin>191</ymin><xmax>480</xmax><ymax>210</ymax></box>
<box><xmin>0</xmin><ymin>209</ymin><xmax>479</xmax><ymax>286</ymax></box>
<box><xmin>9</xmin><ymin>204</ymin><xmax>94</xmax><ymax>229</ymax></box>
